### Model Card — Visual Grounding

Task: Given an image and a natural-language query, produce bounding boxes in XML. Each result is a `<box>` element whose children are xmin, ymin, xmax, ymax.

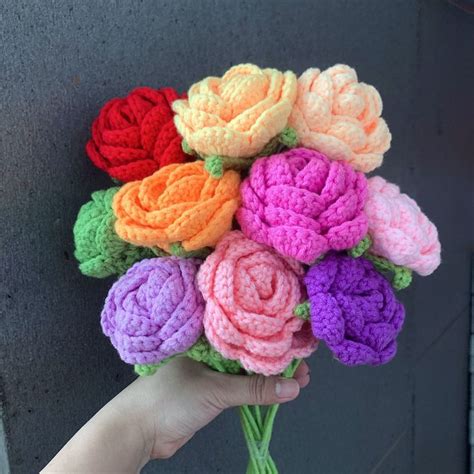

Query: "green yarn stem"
<box><xmin>364</xmin><ymin>253</ymin><xmax>413</xmax><ymax>290</ymax></box>
<box><xmin>294</xmin><ymin>301</ymin><xmax>310</xmax><ymax>320</ymax></box>
<box><xmin>348</xmin><ymin>235</ymin><xmax>372</xmax><ymax>258</ymax></box>
<box><xmin>169</xmin><ymin>242</ymin><xmax>212</xmax><ymax>259</ymax></box>
<box><xmin>239</xmin><ymin>359</ymin><xmax>301</xmax><ymax>473</ymax></box>
<box><xmin>348</xmin><ymin>234</ymin><xmax>412</xmax><ymax>290</ymax></box>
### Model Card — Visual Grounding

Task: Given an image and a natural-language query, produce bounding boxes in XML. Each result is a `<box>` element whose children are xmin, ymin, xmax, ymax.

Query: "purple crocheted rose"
<box><xmin>101</xmin><ymin>257</ymin><xmax>204</xmax><ymax>364</ymax></box>
<box><xmin>304</xmin><ymin>253</ymin><xmax>405</xmax><ymax>366</ymax></box>
<box><xmin>237</xmin><ymin>148</ymin><xmax>368</xmax><ymax>264</ymax></box>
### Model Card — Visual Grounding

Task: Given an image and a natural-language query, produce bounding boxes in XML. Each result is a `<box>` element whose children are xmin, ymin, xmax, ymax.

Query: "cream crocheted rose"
<box><xmin>289</xmin><ymin>64</ymin><xmax>391</xmax><ymax>173</ymax></box>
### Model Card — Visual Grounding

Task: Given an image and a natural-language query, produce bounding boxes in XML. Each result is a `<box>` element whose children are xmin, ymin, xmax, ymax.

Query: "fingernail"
<box><xmin>275</xmin><ymin>378</ymin><xmax>299</xmax><ymax>399</ymax></box>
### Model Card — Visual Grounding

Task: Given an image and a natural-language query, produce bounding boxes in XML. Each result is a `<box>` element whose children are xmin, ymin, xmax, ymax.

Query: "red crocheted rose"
<box><xmin>86</xmin><ymin>87</ymin><xmax>190</xmax><ymax>182</ymax></box>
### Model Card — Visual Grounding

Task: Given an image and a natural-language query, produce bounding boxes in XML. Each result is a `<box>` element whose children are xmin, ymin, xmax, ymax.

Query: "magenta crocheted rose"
<box><xmin>237</xmin><ymin>148</ymin><xmax>368</xmax><ymax>264</ymax></box>
<box><xmin>304</xmin><ymin>252</ymin><xmax>405</xmax><ymax>366</ymax></box>
<box><xmin>101</xmin><ymin>257</ymin><xmax>204</xmax><ymax>365</ymax></box>
<box><xmin>365</xmin><ymin>177</ymin><xmax>441</xmax><ymax>276</ymax></box>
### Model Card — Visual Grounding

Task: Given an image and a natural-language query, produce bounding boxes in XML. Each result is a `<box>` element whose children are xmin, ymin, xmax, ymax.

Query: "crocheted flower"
<box><xmin>237</xmin><ymin>148</ymin><xmax>368</xmax><ymax>264</ymax></box>
<box><xmin>198</xmin><ymin>231</ymin><xmax>317</xmax><ymax>376</ymax></box>
<box><xmin>304</xmin><ymin>252</ymin><xmax>405</xmax><ymax>366</ymax></box>
<box><xmin>86</xmin><ymin>87</ymin><xmax>190</xmax><ymax>182</ymax></box>
<box><xmin>173</xmin><ymin>64</ymin><xmax>297</xmax><ymax>160</ymax></box>
<box><xmin>73</xmin><ymin>188</ymin><xmax>153</xmax><ymax>278</ymax></box>
<box><xmin>289</xmin><ymin>65</ymin><xmax>391</xmax><ymax>173</ymax></box>
<box><xmin>113</xmin><ymin>161</ymin><xmax>241</xmax><ymax>252</ymax></box>
<box><xmin>101</xmin><ymin>257</ymin><xmax>204</xmax><ymax>364</ymax></box>
<box><xmin>365</xmin><ymin>176</ymin><xmax>441</xmax><ymax>276</ymax></box>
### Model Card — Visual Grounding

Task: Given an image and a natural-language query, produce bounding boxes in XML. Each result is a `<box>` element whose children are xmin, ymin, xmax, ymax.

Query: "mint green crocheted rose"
<box><xmin>73</xmin><ymin>187</ymin><xmax>153</xmax><ymax>278</ymax></box>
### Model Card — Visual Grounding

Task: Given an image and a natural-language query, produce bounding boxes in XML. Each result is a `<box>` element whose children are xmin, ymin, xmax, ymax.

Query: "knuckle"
<box><xmin>249</xmin><ymin>376</ymin><xmax>267</xmax><ymax>404</ymax></box>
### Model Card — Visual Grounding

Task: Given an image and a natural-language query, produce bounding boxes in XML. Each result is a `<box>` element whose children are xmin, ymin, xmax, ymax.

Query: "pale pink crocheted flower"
<box><xmin>289</xmin><ymin>64</ymin><xmax>391</xmax><ymax>173</ymax></box>
<box><xmin>365</xmin><ymin>176</ymin><xmax>441</xmax><ymax>276</ymax></box>
<box><xmin>197</xmin><ymin>231</ymin><xmax>317</xmax><ymax>375</ymax></box>
<box><xmin>237</xmin><ymin>148</ymin><xmax>368</xmax><ymax>264</ymax></box>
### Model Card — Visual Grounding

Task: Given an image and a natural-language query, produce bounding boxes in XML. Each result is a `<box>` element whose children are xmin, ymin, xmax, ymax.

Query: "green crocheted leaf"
<box><xmin>187</xmin><ymin>338</ymin><xmax>242</xmax><ymax>374</ymax></box>
<box><xmin>73</xmin><ymin>187</ymin><xmax>153</xmax><ymax>278</ymax></box>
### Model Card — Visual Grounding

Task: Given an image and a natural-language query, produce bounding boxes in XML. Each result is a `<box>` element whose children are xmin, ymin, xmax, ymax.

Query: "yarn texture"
<box><xmin>73</xmin><ymin>188</ymin><xmax>153</xmax><ymax>278</ymax></box>
<box><xmin>198</xmin><ymin>231</ymin><xmax>317</xmax><ymax>375</ymax></box>
<box><xmin>113</xmin><ymin>161</ymin><xmax>241</xmax><ymax>252</ymax></box>
<box><xmin>289</xmin><ymin>65</ymin><xmax>391</xmax><ymax>173</ymax></box>
<box><xmin>173</xmin><ymin>64</ymin><xmax>297</xmax><ymax>159</ymax></box>
<box><xmin>304</xmin><ymin>252</ymin><xmax>405</xmax><ymax>366</ymax></box>
<box><xmin>365</xmin><ymin>176</ymin><xmax>441</xmax><ymax>276</ymax></box>
<box><xmin>101</xmin><ymin>257</ymin><xmax>204</xmax><ymax>365</ymax></box>
<box><xmin>237</xmin><ymin>148</ymin><xmax>368</xmax><ymax>264</ymax></box>
<box><xmin>86</xmin><ymin>87</ymin><xmax>189</xmax><ymax>182</ymax></box>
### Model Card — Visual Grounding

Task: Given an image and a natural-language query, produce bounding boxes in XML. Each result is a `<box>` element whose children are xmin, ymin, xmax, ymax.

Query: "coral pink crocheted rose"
<box><xmin>237</xmin><ymin>148</ymin><xmax>368</xmax><ymax>264</ymax></box>
<box><xmin>365</xmin><ymin>176</ymin><xmax>441</xmax><ymax>276</ymax></box>
<box><xmin>289</xmin><ymin>65</ymin><xmax>391</xmax><ymax>173</ymax></box>
<box><xmin>197</xmin><ymin>231</ymin><xmax>317</xmax><ymax>375</ymax></box>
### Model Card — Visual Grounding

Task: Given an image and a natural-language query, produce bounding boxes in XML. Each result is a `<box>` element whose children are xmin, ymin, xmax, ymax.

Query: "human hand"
<box><xmin>121</xmin><ymin>356</ymin><xmax>311</xmax><ymax>459</ymax></box>
<box><xmin>43</xmin><ymin>357</ymin><xmax>311</xmax><ymax>473</ymax></box>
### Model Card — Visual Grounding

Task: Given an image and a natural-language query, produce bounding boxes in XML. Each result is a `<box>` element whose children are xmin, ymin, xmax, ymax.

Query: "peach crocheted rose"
<box><xmin>173</xmin><ymin>64</ymin><xmax>297</xmax><ymax>159</ymax></box>
<box><xmin>365</xmin><ymin>176</ymin><xmax>441</xmax><ymax>276</ymax></box>
<box><xmin>289</xmin><ymin>64</ymin><xmax>391</xmax><ymax>173</ymax></box>
<box><xmin>198</xmin><ymin>231</ymin><xmax>318</xmax><ymax>376</ymax></box>
<box><xmin>112</xmin><ymin>162</ymin><xmax>240</xmax><ymax>252</ymax></box>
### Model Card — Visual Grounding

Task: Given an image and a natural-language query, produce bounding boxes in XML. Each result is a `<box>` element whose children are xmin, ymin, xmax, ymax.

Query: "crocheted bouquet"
<box><xmin>73</xmin><ymin>64</ymin><xmax>441</xmax><ymax>472</ymax></box>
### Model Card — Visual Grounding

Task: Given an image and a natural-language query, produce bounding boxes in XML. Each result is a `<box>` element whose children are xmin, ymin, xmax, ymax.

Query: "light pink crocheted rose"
<box><xmin>365</xmin><ymin>176</ymin><xmax>441</xmax><ymax>276</ymax></box>
<box><xmin>289</xmin><ymin>64</ymin><xmax>391</xmax><ymax>173</ymax></box>
<box><xmin>197</xmin><ymin>231</ymin><xmax>317</xmax><ymax>375</ymax></box>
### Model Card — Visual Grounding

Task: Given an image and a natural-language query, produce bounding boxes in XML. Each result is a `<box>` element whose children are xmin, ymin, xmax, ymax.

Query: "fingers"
<box><xmin>293</xmin><ymin>361</ymin><xmax>311</xmax><ymax>389</ymax></box>
<box><xmin>210</xmin><ymin>372</ymin><xmax>301</xmax><ymax>409</ymax></box>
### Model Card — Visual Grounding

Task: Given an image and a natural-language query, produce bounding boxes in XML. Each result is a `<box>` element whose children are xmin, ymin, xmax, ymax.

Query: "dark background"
<box><xmin>1</xmin><ymin>1</ymin><xmax>473</xmax><ymax>473</ymax></box>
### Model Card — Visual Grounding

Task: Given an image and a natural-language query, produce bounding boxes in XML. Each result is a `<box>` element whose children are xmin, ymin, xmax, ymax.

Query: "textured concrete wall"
<box><xmin>1</xmin><ymin>1</ymin><xmax>473</xmax><ymax>473</ymax></box>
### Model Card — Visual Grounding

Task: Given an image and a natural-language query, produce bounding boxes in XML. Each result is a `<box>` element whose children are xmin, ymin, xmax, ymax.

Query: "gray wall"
<box><xmin>1</xmin><ymin>1</ymin><xmax>473</xmax><ymax>473</ymax></box>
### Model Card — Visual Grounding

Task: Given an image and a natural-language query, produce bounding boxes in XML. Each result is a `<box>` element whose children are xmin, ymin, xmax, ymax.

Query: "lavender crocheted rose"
<box><xmin>101</xmin><ymin>257</ymin><xmax>204</xmax><ymax>365</ymax></box>
<box><xmin>304</xmin><ymin>252</ymin><xmax>405</xmax><ymax>366</ymax></box>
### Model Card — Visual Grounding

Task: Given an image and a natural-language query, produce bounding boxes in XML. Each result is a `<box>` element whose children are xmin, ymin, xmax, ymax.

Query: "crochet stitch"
<box><xmin>304</xmin><ymin>252</ymin><xmax>405</xmax><ymax>366</ymax></box>
<box><xmin>173</xmin><ymin>64</ymin><xmax>297</xmax><ymax>162</ymax></box>
<box><xmin>365</xmin><ymin>176</ymin><xmax>441</xmax><ymax>275</ymax></box>
<box><xmin>135</xmin><ymin>337</ymin><xmax>242</xmax><ymax>376</ymax></box>
<box><xmin>73</xmin><ymin>188</ymin><xmax>153</xmax><ymax>278</ymax></box>
<box><xmin>197</xmin><ymin>231</ymin><xmax>318</xmax><ymax>376</ymax></box>
<box><xmin>86</xmin><ymin>87</ymin><xmax>189</xmax><ymax>182</ymax></box>
<box><xmin>101</xmin><ymin>257</ymin><xmax>204</xmax><ymax>365</ymax></box>
<box><xmin>289</xmin><ymin>65</ymin><xmax>391</xmax><ymax>173</ymax></box>
<box><xmin>113</xmin><ymin>161</ymin><xmax>241</xmax><ymax>252</ymax></box>
<box><xmin>237</xmin><ymin>148</ymin><xmax>368</xmax><ymax>264</ymax></box>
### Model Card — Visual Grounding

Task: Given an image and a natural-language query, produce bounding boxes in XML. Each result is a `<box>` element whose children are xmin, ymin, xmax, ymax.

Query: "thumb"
<box><xmin>211</xmin><ymin>372</ymin><xmax>300</xmax><ymax>408</ymax></box>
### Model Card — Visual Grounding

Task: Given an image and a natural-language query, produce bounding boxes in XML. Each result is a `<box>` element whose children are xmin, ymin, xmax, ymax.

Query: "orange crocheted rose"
<box><xmin>198</xmin><ymin>231</ymin><xmax>318</xmax><ymax>376</ymax></box>
<box><xmin>173</xmin><ymin>64</ymin><xmax>297</xmax><ymax>160</ymax></box>
<box><xmin>289</xmin><ymin>65</ymin><xmax>391</xmax><ymax>173</ymax></box>
<box><xmin>112</xmin><ymin>162</ymin><xmax>240</xmax><ymax>252</ymax></box>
